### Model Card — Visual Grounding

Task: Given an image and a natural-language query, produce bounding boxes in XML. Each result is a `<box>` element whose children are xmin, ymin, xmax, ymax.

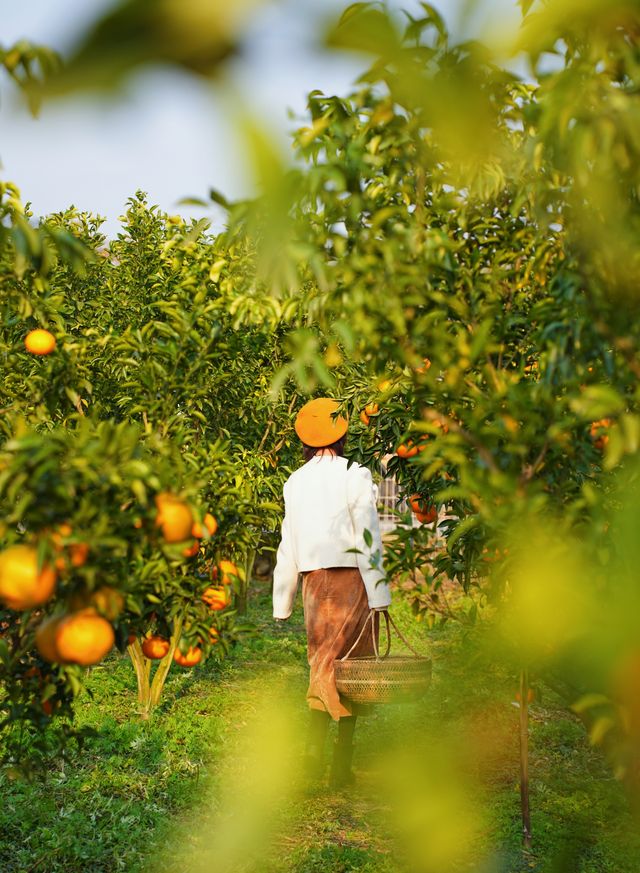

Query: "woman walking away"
<box><xmin>273</xmin><ymin>397</ymin><xmax>391</xmax><ymax>789</ymax></box>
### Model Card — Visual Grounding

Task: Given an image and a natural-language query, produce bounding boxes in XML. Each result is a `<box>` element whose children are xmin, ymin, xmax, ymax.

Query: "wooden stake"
<box><xmin>519</xmin><ymin>667</ymin><xmax>532</xmax><ymax>850</ymax></box>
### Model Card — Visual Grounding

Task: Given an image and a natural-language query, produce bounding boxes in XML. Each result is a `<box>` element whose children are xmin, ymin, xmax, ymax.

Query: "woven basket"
<box><xmin>334</xmin><ymin>610</ymin><xmax>432</xmax><ymax>706</ymax></box>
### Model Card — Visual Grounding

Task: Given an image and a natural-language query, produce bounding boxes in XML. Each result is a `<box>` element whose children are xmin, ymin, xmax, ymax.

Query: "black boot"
<box><xmin>329</xmin><ymin>715</ymin><xmax>357</xmax><ymax>790</ymax></box>
<box><xmin>304</xmin><ymin>709</ymin><xmax>331</xmax><ymax>781</ymax></box>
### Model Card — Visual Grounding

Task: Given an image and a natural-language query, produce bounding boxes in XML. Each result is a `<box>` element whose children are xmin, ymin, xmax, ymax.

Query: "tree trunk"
<box><xmin>127</xmin><ymin>639</ymin><xmax>151</xmax><ymax>708</ymax></box>
<box><xmin>127</xmin><ymin>616</ymin><xmax>183</xmax><ymax>719</ymax></box>
<box><xmin>148</xmin><ymin>616</ymin><xmax>183</xmax><ymax>711</ymax></box>
<box><xmin>235</xmin><ymin>549</ymin><xmax>254</xmax><ymax>616</ymax></box>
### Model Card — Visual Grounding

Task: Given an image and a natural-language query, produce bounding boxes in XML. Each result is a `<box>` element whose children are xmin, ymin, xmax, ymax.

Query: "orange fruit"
<box><xmin>141</xmin><ymin>635</ymin><xmax>171</xmax><ymax>659</ymax></box>
<box><xmin>127</xmin><ymin>631</ymin><xmax>137</xmax><ymax>646</ymax></box>
<box><xmin>409</xmin><ymin>494</ymin><xmax>427</xmax><ymax>514</ymax></box>
<box><xmin>377</xmin><ymin>378</ymin><xmax>392</xmax><ymax>392</ymax></box>
<box><xmin>192</xmin><ymin>511</ymin><xmax>218</xmax><ymax>539</ymax></box>
<box><xmin>209</xmin><ymin>626</ymin><xmax>220</xmax><ymax>644</ymax></box>
<box><xmin>0</xmin><ymin>545</ymin><xmax>57</xmax><ymax>610</ymax></box>
<box><xmin>203</xmin><ymin>513</ymin><xmax>218</xmax><ymax>536</ymax></box>
<box><xmin>51</xmin><ymin>523</ymin><xmax>73</xmax><ymax>545</ymax></box>
<box><xmin>415</xmin><ymin>357</ymin><xmax>431</xmax><ymax>374</ymax></box>
<box><xmin>24</xmin><ymin>329</ymin><xmax>56</xmax><ymax>355</ymax></box>
<box><xmin>359</xmin><ymin>411</ymin><xmax>370</xmax><ymax>426</ymax></box>
<box><xmin>396</xmin><ymin>442</ymin><xmax>419</xmax><ymax>459</ymax></box>
<box><xmin>154</xmin><ymin>493</ymin><xmax>193</xmax><ymax>543</ymax></box>
<box><xmin>89</xmin><ymin>586</ymin><xmax>125</xmax><ymax>620</ymax></box>
<box><xmin>590</xmin><ymin>418</ymin><xmax>611</xmax><ymax>450</ymax></box>
<box><xmin>55</xmin><ymin>609</ymin><xmax>115</xmax><ymax>666</ymax></box>
<box><xmin>183</xmin><ymin>540</ymin><xmax>200</xmax><ymax>558</ymax></box>
<box><xmin>364</xmin><ymin>402</ymin><xmax>379</xmax><ymax>417</ymax></box>
<box><xmin>415</xmin><ymin>506</ymin><xmax>438</xmax><ymax>525</ymax></box>
<box><xmin>202</xmin><ymin>586</ymin><xmax>231</xmax><ymax>611</ymax></box>
<box><xmin>173</xmin><ymin>645</ymin><xmax>203</xmax><ymax>667</ymax></box>
<box><xmin>69</xmin><ymin>542</ymin><xmax>90</xmax><ymax>567</ymax></box>
<box><xmin>430</xmin><ymin>419</ymin><xmax>449</xmax><ymax>435</ymax></box>
<box><xmin>35</xmin><ymin>614</ymin><xmax>64</xmax><ymax>663</ymax></box>
<box><xmin>51</xmin><ymin>524</ymin><xmax>89</xmax><ymax>569</ymax></box>
<box><xmin>213</xmin><ymin>560</ymin><xmax>239</xmax><ymax>586</ymax></box>
<box><xmin>70</xmin><ymin>586</ymin><xmax>124</xmax><ymax>620</ymax></box>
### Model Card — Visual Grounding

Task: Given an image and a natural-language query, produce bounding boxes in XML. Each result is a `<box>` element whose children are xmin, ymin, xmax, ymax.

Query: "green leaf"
<box><xmin>571</xmin><ymin>693</ymin><xmax>612</xmax><ymax>714</ymax></box>
<box><xmin>570</xmin><ymin>387</ymin><xmax>625</xmax><ymax>421</ymax></box>
<box><xmin>446</xmin><ymin>516</ymin><xmax>480</xmax><ymax>552</ymax></box>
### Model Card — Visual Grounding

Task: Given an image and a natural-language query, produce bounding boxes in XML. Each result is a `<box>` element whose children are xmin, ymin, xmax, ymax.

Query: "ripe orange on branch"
<box><xmin>154</xmin><ymin>493</ymin><xmax>193</xmax><ymax>543</ymax></box>
<box><xmin>70</xmin><ymin>586</ymin><xmax>125</xmax><ymax>620</ymax></box>
<box><xmin>173</xmin><ymin>646</ymin><xmax>203</xmax><ymax>667</ymax></box>
<box><xmin>396</xmin><ymin>439</ymin><xmax>423</xmax><ymax>458</ymax></box>
<box><xmin>415</xmin><ymin>506</ymin><xmax>438</xmax><ymax>525</ymax></box>
<box><xmin>202</xmin><ymin>586</ymin><xmax>232</xmax><ymax>611</ymax></box>
<box><xmin>428</xmin><ymin>419</ymin><xmax>449</xmax><ymax>435</ymax></box>
<box><xmin>55</xmin><ymin>609</ymin><xmax>115</xmax><ymax>666</ymax></box>
<box><xmin>409</xmin><ymin>494</ymin><xmax>429</xmax><ymax>514</ymax></box>
<box><xmin>590</xmin><ymin>418</ymin><xmax>611</xmax><ymax>450</ymax></box>
<box><xmin>0</xmin><ymin>545</ymin><xmax>57</xmax><ymax>610</ymax></box>
<box><xmin>212</xmin><ymin>559</ymin><xmax>240</xmax><ymax>586</ymax></box>
<box><xmin>24</xmin><ymin>329</ymin><xmax>56</xmax><ymax>355</ymax></box>
<box><xmin>51</xmin><ymin>524</ymin><xmax>90</xmax><ymax>570</ymax></box>
<box><xmin>142</xmin><ymin>635</ymin><xmax>171</xmax><ymax>659</ymax></box>
<box><xmin>182</xmin><ymin>540</ymin><xmax>200</xmax><ymax>558</ymax></box>
<box><xmin>192</xmin><ymin>512</ymin><xmax>218</xmax><ymax>539</ymax></box>
<box><xmin>35</xmin><ymin>615</ymin><xmax>64</xmax><ymax>663</ymax></box>
<box><xmin>396</xmin><ymin>442</ymin><xmax>417</xmax><ymax>458</ymax></box>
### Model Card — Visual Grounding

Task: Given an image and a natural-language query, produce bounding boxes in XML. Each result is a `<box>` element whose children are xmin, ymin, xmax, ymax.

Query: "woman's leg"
<box><xmin>329</xmin><ymin>715</ymin><xmax>357</xmax><ymax>788</ymax></box>
<box><xmin>304</xmin><ymin>708</ymin><xmax>331</xmax><ymax>778</ymax></box>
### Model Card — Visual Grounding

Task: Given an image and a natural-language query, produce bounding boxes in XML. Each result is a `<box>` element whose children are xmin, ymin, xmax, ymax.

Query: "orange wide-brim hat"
<box><xmin>294</xmin><ymin>398</ymin><xmax>348</xmax><ymax>447</ymax></box>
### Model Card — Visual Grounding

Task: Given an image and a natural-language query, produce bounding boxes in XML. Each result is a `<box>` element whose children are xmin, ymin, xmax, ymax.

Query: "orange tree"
<box><xmin>0</xmin><ymin>22</ymin><xmax>299</xmax><ymax>752</ymax></box>
<box><xmin>219</xmin><ymin>1</ymin><xmax>640</xmax><ymax>797</ymax></box>
<box><xmin>0</xmin><ymin>187</ymin><xmax>303</xmax><ymax>761</ymax></box>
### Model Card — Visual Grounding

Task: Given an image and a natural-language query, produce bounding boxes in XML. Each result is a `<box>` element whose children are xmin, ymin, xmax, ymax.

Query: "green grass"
<box><xmin>1</xmin><ymin>586</ymin><xmax>639</xmax><ymax>873</ymax></box>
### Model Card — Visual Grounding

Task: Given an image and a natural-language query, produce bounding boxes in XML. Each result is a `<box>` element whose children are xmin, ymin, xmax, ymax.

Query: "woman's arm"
<box><xmin>272</xmin><ymin>490</ymin><xmax>300</xmax><ymax>619</ymax></box>
<box><xmin>348</xmin><ymin>465</ymin><xmax>392</xmax><ymax>609</ymax></box>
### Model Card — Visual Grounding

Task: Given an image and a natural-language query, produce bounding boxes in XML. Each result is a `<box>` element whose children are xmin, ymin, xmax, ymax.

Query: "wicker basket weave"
<box><xmin>334</xmin><ymin>610</ymin><xmax>432</xmax><ymax>706</ymax></box>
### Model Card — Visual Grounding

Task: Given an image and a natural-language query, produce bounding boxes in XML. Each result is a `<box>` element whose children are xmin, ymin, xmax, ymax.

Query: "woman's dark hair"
<box><xmin>302</xmin><ymin>435</ymin><xmax>346</xmax><ymax>463</ymax></box>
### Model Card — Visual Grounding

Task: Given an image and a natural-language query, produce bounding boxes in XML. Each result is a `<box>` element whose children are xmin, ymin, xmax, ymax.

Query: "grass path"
<box><xmin>1</xmin><ymin>586</ymin><xmax>639</xmax><ymax>872</ymax></box>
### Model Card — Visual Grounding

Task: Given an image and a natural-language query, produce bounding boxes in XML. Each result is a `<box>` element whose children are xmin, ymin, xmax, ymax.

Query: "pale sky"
<box><xmin>0</xmin><ymin>0</ymin><xmax>522</xmax><ymax>236</ymax></box>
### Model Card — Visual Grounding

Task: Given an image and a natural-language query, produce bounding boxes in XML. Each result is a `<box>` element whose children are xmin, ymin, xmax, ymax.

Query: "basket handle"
<box><xmin>384</xmin><ymin>610</ymin><xmax>423</xmax><ymax>658</ymax></box>
<box><xmin>340</xmin><ymin>609</ymin><xmax>422</xmax><ymax>662</ymax></box>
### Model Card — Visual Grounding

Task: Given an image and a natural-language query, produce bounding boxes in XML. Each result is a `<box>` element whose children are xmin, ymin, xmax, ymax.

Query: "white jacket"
<box><xmin>272</xmin><ymin>454</ymin><xmax>392</xmax><ymax>619</ymax></box>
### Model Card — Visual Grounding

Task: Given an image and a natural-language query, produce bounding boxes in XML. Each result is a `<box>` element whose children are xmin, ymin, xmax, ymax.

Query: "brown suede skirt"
<box><xmin>302</xmin><ymin>567</ymin><xmax>376</xmax><ymax>720</ymax></box>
